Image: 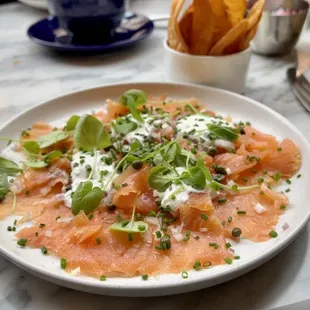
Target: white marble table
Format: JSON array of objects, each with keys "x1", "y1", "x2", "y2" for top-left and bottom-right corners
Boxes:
[{"x1": 1, "y1": 2, "x2": 310, "y2": 310}]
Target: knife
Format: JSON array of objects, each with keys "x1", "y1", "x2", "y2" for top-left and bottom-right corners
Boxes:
[{"x1": 287, "y1": 67, "x2": 310, "y2": 113}]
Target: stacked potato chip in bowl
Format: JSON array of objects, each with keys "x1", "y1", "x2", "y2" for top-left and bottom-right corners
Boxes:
[{"x1": 164, "y1": 0, "x2": 265, "y2": 93}]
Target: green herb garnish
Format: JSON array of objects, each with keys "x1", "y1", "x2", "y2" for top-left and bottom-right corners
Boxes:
[
  {"x1": 120, "y1": 89, "x2": 147, "y2": 123},
  {"x1": 71, "y1": 181, "x2": 103, "y2": 215},
  {"x1": 110, "y1": 195, "x2": 148, "y2": 234}
]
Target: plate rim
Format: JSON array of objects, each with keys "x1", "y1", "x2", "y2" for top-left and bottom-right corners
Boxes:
[
  {"x1": 27, "y1": 14, "x2": 154, "y2": 51},
  {"x1": 18, "y1": 0, "x2": 48, "y2": 10},
  {"x1": 1, "y1": 81, "x2": 310, "y2": 296}
]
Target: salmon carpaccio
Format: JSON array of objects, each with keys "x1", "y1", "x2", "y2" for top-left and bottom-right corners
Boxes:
[{"x1": 0, "y1": 92, "x2": 301, "y2": 279}]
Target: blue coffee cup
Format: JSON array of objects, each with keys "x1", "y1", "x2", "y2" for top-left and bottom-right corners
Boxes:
[{"x1": 47, "y1": 0, "x2": 125, "y2": 43}]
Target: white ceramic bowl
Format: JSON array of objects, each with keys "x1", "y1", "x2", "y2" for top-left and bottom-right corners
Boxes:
[{"x1": 163, "y1": 40, "x2": 251, "y2": 94}]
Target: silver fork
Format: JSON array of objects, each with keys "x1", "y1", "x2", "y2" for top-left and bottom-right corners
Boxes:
[{"x1": 287, "y1": 51, "x2": 310, "y2": 112}]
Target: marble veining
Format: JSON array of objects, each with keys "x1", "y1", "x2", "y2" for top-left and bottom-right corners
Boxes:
[{"x1": 1, "y1": 2, "x2": 310, "y2": 310}]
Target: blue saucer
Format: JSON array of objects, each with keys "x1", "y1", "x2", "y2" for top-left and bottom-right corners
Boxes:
[{"x1": 27, "y1": 12, "x2": 154, "y2": 52}]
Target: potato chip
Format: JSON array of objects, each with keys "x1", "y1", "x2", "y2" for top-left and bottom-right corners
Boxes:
[
  {"x1": 190, "y1": 0, "x2": 215, "y2": 55},
  {"x1": 209, "y1": 0, "x2": 231, "y2": 47},
  {"x1": 239, "y1": 18, "x2": 261, "y2": 50},
  {"x1": 209, "y1": 19, "x2": 249, "y2": 55},
  {"x1": 224, "y1": 0, "x2": 246, "y2": 26},
  {"x1": 168, "y1": 0, "x2": 189, "y2": 53},
  {"x1": 178, "y1": 5, "x2": 194, "y2": 46},
  {"x1": 239, "y1": 0, "x2": 264, "y2": 51},
  {"x1": 247, "y1": 0, "x2": 265, "y2": 29}
]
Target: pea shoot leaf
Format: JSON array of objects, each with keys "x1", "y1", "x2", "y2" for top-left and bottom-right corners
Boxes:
[
  {"x1": 0, "y1": 173, "x2": 9, "y2": 201},
  {"x1": 110, "y1": 193, "x2": 148, "y2": 233},
  {"x1": 74, "y1": 114, "x2": 111, "y2": 151},
  {"x1": 130, "y1": 140, "x2": 142, "y2": 152},
  {"x1": 24, "y1": 150, "x2": 63, "y2": 169},
  {"x1": 110, "y1": 220, "x2": 149, "y2": 233},
  {"x1": 120, "y1": 89, "x2": 147, "y2": 123},
  {"x1": 112, "y1": 118, "x2": 138, "y2": 135},
  {"x1": 207, "y1": 124, "x2": 238, "y2": 141},
  {"x1": 38, "y1": 131, "x2": 69, "y2": 149},
  {"x1": 71, "y1": 181, "x2": 103, "y2": 215},
  {"x1": 0, "y1": 157, "x2": 21, "y2": 176},
  {"x1": 196, "y1": 156, "x2": 213, "y2": 182},
  {"x1": 148, "y1": 166, "x2": 178, "y2": 192},
  {"x1": 120, "y1": 89, "x2": 147, "y2": 106},
  {"x1": 44, "y1": 150, "x2": 63, "y2": 163},
  {"x1": 174, "y1": 149, "x2": 196, "y2": 168},
  {"x1": 163, "y1": 142, "x2": 180, "y2": 164},
  {"x1": 66, "y1": 115, "x2": 80, "y2": 132},
  {"x1": 23, "y1": 141, "x2": 40, "y2": 156},
  {"x1": 181, "y1": 166, "x2": 206, "y2": 190}
]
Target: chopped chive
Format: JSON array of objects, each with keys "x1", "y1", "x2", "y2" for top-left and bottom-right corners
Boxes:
[
  {"x1": 203, "y1": 261, "x2": 212, "y2": 268},
  {"x1": 121, "y1": 220, "x2": 130, "y2": 227},
  {"x1": 142, "y1": 274, "x2": 148, "y2": 281},
  {"x1": 218, "y1": 198, "x2": 227, "y2": 204},
  {"x1": 224, "y1": 257, "x2": 232, "y2": 264},
  {"x1": 200, "y1": 213, "x2": 208, "y2": 221},
  {"x1": 183, "y1": 231, "x2": 191, "y2": 242},
  {"x1": 181, "y1": 271, "x2": 188, "y2": 279},
  {"x1": 12, "y1": 227, "x2": 16, "y2": 232},
  {"x1": 128, "y1": 232, "x2": 133, "y2": 241},
  {"x1": 138, "y1": 225, "x2": 146, "y2": 231},
  {"x1": 257, "y1": 177, "x2": 264, "y2": 184},
  {"x1": 100, "y1": 275, "x2": 106, "y2": 281},
  {"x1": 35, "y1": 232, "x2": 39, "y2": 236},
  {"x1": 148, "y1": 210, "x2": 156, "y2": 217},
  {"x1": 209, "y1": 242, "x2": 219, "y2": 249},
  {"x1": 159, "y1": 234, "x2": 171, "y2": 250},
  {"x1": 39, "y1": 223, "x2": 45, "y2": 228},
  {"x1": 286, "y1": 179, "x2": 291, "y2": 184},
  {"x1": 96, "y1": 237, "x2": 101, "y2": 245},
  {"x1": 193, "y1": 261, "x2": 201, "y2": 270},
  {"x1": 228, "y1": 216, "x2": 232, "y2": 223},
  {"x1": 259, "y1": 191, "x2": 264, "y2": 195},
  {"x1": 234, "y1": 256, "x2": 240, "y2": 260},
  {"x1": 237, "y1": 210, "x2": 246, "y2": 215},
  {"x1": 41, "y1": 246, "x2": 48, "y2": 255},
  {"x1": 285, "y1": 188, "x2": 290, "y2": 193},
  {"x1": 88, "y1": 214, "x2": 94, "y2": 220},
  {"x1": 225, "y1": 242, "x2": 232, "y2": 249},
  {"x1": 280, "y1": 205, "x2": 287, "y2": 210},
  {"x1": 13, "y1": 219, "x2": 17, "y2": 226},
  {"x1": 60, "y1": 258, "x2": 67, "y2": 269},
  {"x1": 277, "y1": 147, "x2": 282, "y2": 152},
  {"x1": 7, "y1": 226, "x2": 12, "y2": 231},
  {"x1": 194, "y1": 235, "x2": 200, "y2": 240},
  {"x1": 17, "y1": 238, "x2": 27, "y2": 246},
  {"x1": 269, "y1": 230, "x2": 278, "y2": 238},
  {"x1": 297, "y1": 174, "x2": 302, "y2": 179},
  {"x1": 56, "y1": 216, "x2": 61, "y2": 220},
  {"x1": 273, "y1": 172, "x2": 281, "y2": 183},
  {"x1": 155, "y1": 231, "x2": 162, "y2": 238}
]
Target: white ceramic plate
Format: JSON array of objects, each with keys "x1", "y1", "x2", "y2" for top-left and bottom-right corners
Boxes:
[
  {"x1": 18, "y1": 0, "x2": 48, "y2": 10},
  {"x1": 0, "y1": 82, "x2": 309, "y2": 297}
]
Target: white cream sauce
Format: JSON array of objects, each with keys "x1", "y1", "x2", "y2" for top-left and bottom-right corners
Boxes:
[{"x1": 64, "y1": 151, "x2": 115, "y2": 207}]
